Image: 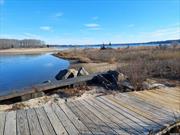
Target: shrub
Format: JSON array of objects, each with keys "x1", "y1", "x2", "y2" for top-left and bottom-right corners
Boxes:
[
  {"x1": 149, "y1": 59, "x2": 180, "y2": 80},
  {"x1": 119, "y1": 58, "x2": 148, "y2": 90}
]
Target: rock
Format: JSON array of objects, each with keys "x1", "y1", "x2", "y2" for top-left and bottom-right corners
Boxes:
[
  {"x1": 120, "y1": 81, "x2": 134, "y2": 90},
  {"x1": 43, "y1": 80, "x2": 51, "y2": 83},
  {"x1": 118, "y1": 73, "x2": 128, "y2": 81},
  {"x1": 142, "y1": 79, "x2": 166, "y2": 90},
  {"x1": 51, "y1": 94, "x2": 59, "y2": 98},
  {"x1": 77, "y1": 67, "x2": 89, "y2": 76},
  {"x1": 55, "y1": 69, "x2": 78, "y2": 80},
  {"x1": 64, "y1": 69, "x2": 78, "y2": 79},
  {"x1": 55, "y1": 69, "x2": 68, "y2": 80}
]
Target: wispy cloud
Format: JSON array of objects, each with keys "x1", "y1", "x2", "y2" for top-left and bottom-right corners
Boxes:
[
  {"x1": 85, "y1": 23, "x2": 100, "y2": 28},
  {"x1": 84, "y1": 23, "x2": 101, "y2": 30},
  {"x1": 54, "y1": 12, "x2": 63, "y2": 17},
  {"x1": 40, "y1": 26, "x2": 52, "y2": 31},
  {"x1": 0, "y1": 33, "x2": 42, "y2": 40},
  {"x1": 23, "y1": 33, "x2": 41, "y2": 39},
  {"x1": 139, "y1": 26, "x2": 180, "y2": 40},
  {"x1": 0, "y1": 0, "x2": 4, "y2": 5}
]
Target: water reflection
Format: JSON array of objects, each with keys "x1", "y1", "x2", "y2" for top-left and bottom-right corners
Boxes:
[{"x1": 0, "y1": 54, "x2": 69, "y2": 95}]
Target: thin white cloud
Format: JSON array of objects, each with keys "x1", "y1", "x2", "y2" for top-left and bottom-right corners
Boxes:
[
  {"x1": 84, "y1": 23, "x2": 101, "y2": 30},
  {"x1": 85, "y1": 23, "x2": 100, "y2": 28},
  {"x1": 0, "y1": 0, "x2": 4, "y2": 5},
  {"x1": 23, "y1": 33, "x2": 41, "y2": 39},
  {"x1": 54, "y1": 12, "x2": 63, "y2": 17},
  {"x1": 0, "y1": 33, "x2": 42, "y2": 40},
  {"x1": 40, "y1": 26, "x2": 52, "y2": 31},
  {"x1": 139, "y1": 26, "x2": 180, "y2": 41},
  {"x1": 113, "y1": 25, "x2": 180, "y2": 43}
]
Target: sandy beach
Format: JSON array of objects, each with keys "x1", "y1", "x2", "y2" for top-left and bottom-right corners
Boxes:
[{"x1": 0, "y1": 48, "x2": 59, "y2": 55}]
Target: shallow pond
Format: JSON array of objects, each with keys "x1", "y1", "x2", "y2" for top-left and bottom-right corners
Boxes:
[{"x1": 0, "y1": 53, "x2": 69, "y2": 95}]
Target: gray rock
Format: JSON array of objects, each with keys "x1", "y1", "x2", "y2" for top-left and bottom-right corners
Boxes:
[
  {"x1": 142, "y1": 80, "x2": 166, "y2": 90},
  {"x1": 121, "y1": 81, "x2": 134, "y2": 90},
  {"x1": 43, "y1": 80, "x2": 51, "y2": 83},
  {"x1": 77, "y1": 67, "x2": 89, "y2": 76},
  {"x1": 51, "y1": 94, "x2": 59, "y2": 98},
  {"x1": 55, "y1": 69, "x2": 68, "y2": 80},
  {"x1": 64, "y1": 69, "x2": 78, "y2": 79},
  {"x1": 55, "y1": 69, "x2": 78, "y2": 80},
  {"x1": 118, "y1": 73, "x2": 128, "y2": 81}
]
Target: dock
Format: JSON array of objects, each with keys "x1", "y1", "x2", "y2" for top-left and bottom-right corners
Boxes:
[{"x1": 0, "y1": 88, "x2": 179, "y2": 135}]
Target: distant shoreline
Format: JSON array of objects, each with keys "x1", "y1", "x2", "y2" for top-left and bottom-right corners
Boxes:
[{"x1": 0, "y1": 48, "x2": 60, "y2": 55}]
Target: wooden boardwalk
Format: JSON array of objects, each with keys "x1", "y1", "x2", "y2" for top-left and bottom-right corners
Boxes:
[{"x1": 0, "y1": 88, "x2": 179, "y2": 135}]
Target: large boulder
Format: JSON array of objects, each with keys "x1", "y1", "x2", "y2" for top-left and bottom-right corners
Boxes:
[
  {"x1": 77, "y1": 67, "x2": 89, "y2": 76},
  {"x1": 55, "y1": 69, "x2": 68, "y2": 80},
  {"x1": 55, "y1": 69, "x2": 78, "y2": 80},
  {"x1": 64, "y1": 69, "x2": 78, "y2": 79}
]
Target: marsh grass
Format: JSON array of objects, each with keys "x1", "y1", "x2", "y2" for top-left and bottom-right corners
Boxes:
[{"x1": 56, "y1": 46, "x2": 180, "y2": 90}]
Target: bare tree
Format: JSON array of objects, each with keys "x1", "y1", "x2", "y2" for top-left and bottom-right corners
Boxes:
[{"x1": 0, "y1": 39, "x2": 45, "y2": 49}]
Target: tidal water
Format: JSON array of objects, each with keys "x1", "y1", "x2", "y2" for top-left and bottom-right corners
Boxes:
[
  {"x1": 0, "y1": 54, "x2": 69, "y2": 95},
  {"x1": 54, "y1": 43, "x2": 159, "y2": 50}
]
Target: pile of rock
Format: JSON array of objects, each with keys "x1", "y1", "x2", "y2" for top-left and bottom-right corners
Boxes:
[
  {"x1": 91, "y1": 71, "x2": 134, "y2": 91},
  {"x1": 92, "y1": 71, "x2": 167, "y2": 92},
  {"x1": 55, "y1": 67, "x2": 89, "y2": 80}
]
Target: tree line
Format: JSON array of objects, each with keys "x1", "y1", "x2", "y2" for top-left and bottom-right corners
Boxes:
[{"x1": 0, "y1": 39, "x2": 46, "y2": 49}]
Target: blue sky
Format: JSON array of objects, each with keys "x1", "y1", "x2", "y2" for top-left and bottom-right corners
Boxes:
[{"x1": 0, "y1": 0, "x2": 180, "y2": 44}]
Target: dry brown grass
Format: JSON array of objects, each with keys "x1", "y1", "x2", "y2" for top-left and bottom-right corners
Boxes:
[
  {"x1": 56, "y1": 46, "x2": 180, "y2": 90},
  {"x1": 56, "y1": 46, "x2": 180, "y2": 63}
]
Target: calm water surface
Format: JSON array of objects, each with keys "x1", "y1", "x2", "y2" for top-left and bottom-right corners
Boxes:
[{"x1": 0, "y1": 54, "x2": 69, "y2": 95}]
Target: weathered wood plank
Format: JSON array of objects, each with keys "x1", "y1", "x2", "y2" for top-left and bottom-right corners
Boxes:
[
  {"x1": 44, "y1": 104, "x2": 68, "y2": 135},
  {"x1": 1, "y1": 88, "x2": 179, "y2": 135},
  {"x1": 142, "y1": 91, "x2": 180, "y2": 105},
  {"x1": 161, "y1": 88, "x2": 180, "y2": 96},
  {"x1": 93, "y1": 97, "x2": 144, "y2": 134},
  {"x1": 125, "y1": 92, "x2": 179, "y2": 117},
  {"x1": 51, "y1": 103, "x2": 79, "y2": 135},
  {"x1": 147, "y1": 90, "x2": 180, "y2": 103},
  {"x1": 97, "y1": 96, "x2": 150, "y2": 134},
  {"x1": 89, "y1": 98, "x2": 140, "y2": 135},
  {"x1": 83, "y1": 99, "x2": 131, "y2": 134},
  {"x1": 66, "y1": 101, "x2": 105, "y2": 135},
  {"x1": 35, "y1": 107, "x2": 56, "y2": 135},
  {"x1": 128, "y1": 92, "x2": 179, "y2": 116},
  {"x1": 117, "y1": 93, "x2": 175, "y2": 120},
  {"x1": 4, "y1": 111, "x2": 16, "y2": 135},
  {"x1": 0, "y1": 112, "x2": 6, "y2": 135},
  {"x1": 131, "y1": 92, "x2": 180, "y2": 112},
  {"x1": 17, "y1": 109, "x2": 30, "y2": 135},
  {"x1": 150, "y1": 89, "x2": 180, "y2": 100},
  {"x1": 26, "y1": 109, "x2": 43, "y2": 135},
  {"x1": 108, "y1": 94, "x2": 174, "y2": 127},
  {"x1": 58, "y1": 103, "x2": 92, "y2": 134},
  {"x1": 74, "y1": 100, "x2": 118, "y2": 135}
]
